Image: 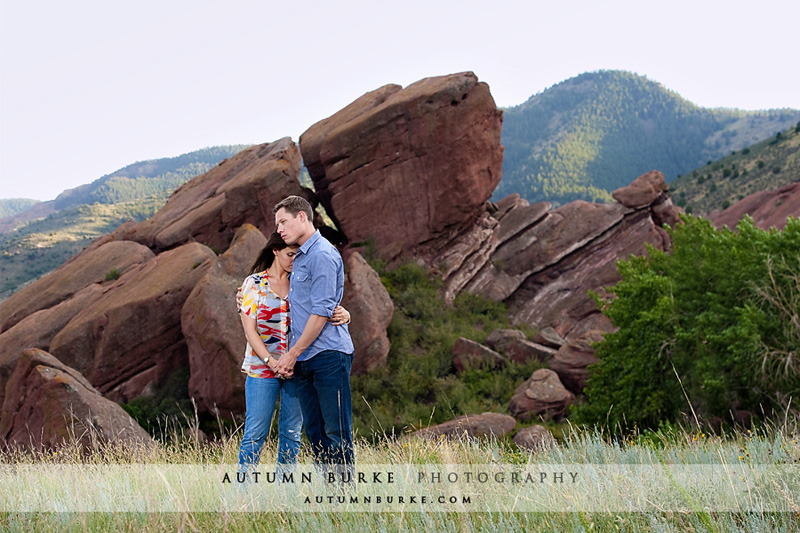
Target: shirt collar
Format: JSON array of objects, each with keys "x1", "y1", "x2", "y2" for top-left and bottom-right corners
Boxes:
[{"x1": 298, "y1": 229, "x2": 321, "y2": 255}]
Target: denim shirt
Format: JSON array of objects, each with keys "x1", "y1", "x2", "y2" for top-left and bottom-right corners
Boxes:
[{"x1": 288, "y1": 230, "x2": 354, "y2": 361}]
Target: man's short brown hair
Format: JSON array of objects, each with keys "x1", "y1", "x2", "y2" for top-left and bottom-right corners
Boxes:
[{"x1": 273, "y1": 195, "x2": 313, "y2": 220}]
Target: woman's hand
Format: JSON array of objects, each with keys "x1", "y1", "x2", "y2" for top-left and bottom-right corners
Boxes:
[
  {"x1": 329, "y1": 305, "x2": 351, "y2": 326},
  {"x1": 235, "y1": 286, "x2": 244, "y2": 311}
]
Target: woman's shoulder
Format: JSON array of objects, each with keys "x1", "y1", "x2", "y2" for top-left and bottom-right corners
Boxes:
[{"x1": 243, "y1": 270, "x2": 269, "y2": 288}]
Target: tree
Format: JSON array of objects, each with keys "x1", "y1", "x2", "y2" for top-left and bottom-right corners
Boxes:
[{"x1": 573, "y1": 215, "x2": 800, "y2": 429}]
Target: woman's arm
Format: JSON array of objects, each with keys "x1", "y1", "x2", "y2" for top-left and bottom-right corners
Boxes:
[{"x1": 240, "y1": 312, "x2": 277, "y2": 369}]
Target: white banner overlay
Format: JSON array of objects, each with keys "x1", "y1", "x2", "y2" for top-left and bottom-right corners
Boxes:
[{"x1": 1, "y1": 463, "x2": 797, "y2": 512}]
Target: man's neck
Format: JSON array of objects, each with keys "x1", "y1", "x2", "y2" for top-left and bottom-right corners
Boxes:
[{"x1": 296, "y1": 228, "x2": 316, "y2": 247}]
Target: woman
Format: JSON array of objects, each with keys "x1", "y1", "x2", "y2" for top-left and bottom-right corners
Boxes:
[{"x1": 237, "y1": 231, "x2": 349, "y2": 470}]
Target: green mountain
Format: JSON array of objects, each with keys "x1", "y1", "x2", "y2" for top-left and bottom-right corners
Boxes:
[
  {"x1": 50, "y1": 145, "x2": 250, "y2": 210},
  {"x1": 0, "y1": 145, "x2": 248, "y2": 300},
  {"x1": 498, "y1": 70, "x2": 800, "y2": 205},
  {"x1": 0, "y1": 199, "x2": 40, "y2": 218},
  {"x1": 670, "y1": 123, "x2": 800, "y2": 216}
]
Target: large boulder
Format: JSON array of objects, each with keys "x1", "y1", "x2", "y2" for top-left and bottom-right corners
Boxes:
[
  {"x1": 0, "y1": 240, "x2": 153, "y2": 333},
  {"x1": 513, "y1": 425, "x2": 556, "y2": 452},
  {"x1": 342, "y1": 252, "x2": 394, "y2": 375},
  {"x1": 300, "y1": 72, "x2": 503, "y2": 259},
  {"x1": 110, "y1": 139, "x2": 308, "y2": 253},
  {"x1": 411, "y1": 412, "x2": 516, "y2": 441},
  {"x1": 1, "y1": 349, "x2": 152, "y2": 451},
  {"x1": 548, "y1": 330, "x2": 606, "y2": 394},
  {"x1": 508, "y1": 369, "x2": 575, "y2": 421},
  {"x1": 713, "y1": 182, "x2": 800, "y2": 231},
  {"x1": 49, "y1": 242, "x2": 216, "y2": 401},
  {"x1": 182, "y1": 224, "x2": 268, "y2": 415}
]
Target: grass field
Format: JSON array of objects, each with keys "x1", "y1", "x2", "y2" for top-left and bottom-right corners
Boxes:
[{"x1": 1, "y1": 413, "x2": 798, "y2": 531}]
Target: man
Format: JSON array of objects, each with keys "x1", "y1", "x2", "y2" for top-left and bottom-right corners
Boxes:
[{"x1": 272, "y1": 195, "x2": 355, "y2": 465}]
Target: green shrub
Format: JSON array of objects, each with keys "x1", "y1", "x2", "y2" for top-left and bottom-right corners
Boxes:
[
  {"x1": 351, "y1": 261, "x2": 535, "y2": 441},
  {"x1": 573, "y1": 215, "x2": 800, "y2": 430},
  {"x1": 104, "y1": 267, "x2": 120, "y2": 281}
]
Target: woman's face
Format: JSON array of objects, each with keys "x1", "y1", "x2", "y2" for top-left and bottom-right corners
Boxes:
[{"x1": 274, "y1": 246, "x2": 299, "y2": 272}]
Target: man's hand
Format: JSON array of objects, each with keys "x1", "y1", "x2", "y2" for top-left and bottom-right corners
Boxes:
[{"x1": 273, "y1": 349, "x2": 298, "y2": 379}]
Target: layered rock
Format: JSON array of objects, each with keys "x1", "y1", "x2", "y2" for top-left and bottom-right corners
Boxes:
[
  {"x1": 0, "y1": 240, "x2": 153, "y2": 333},
  {"x1": 508, "y1": 369, "x2": 575, "y2": 421},
  {"x1": 0, "y1": 284, "x2": 104, "y2": 408},
  {"x1": 341, "y1": 252, "x2": 394, "y2": 375},
  {"x1": 300, "y1": 72, "x2": 503, "y2": 260},
  {"x1": 182, "y1": 224, "x2": 267, "y2": 415},
  {"x1": 109, "y1": 138, "x2": 308, "y2": 253},
  {"x1": 712, "y1": 181, "x2": 800, "y2": 231},
  {"x1": 49, "y1": 242, "x2": 216, "y2": 401},
  {"x1": 412, "y1": 412, "x2": 516, "y2": 440},
  {"x1": 445, "y1": 170, "x2": 680, "y2": 339},
  {"x1": 1, "y1": 349, "x2": 152, "y2": 450}
]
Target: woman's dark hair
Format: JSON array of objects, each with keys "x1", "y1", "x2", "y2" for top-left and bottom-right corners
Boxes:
[{"x1": 249, "y1": 232, "x2": 291, "y2": 274}]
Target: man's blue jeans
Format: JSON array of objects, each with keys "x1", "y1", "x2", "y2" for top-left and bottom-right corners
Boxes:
[
  {"x1": 238, "y1": 375, "x2": 302, "y2": 468},
  {"x1": 294, "y1": 350, "x2": 354, "y2": 465}
]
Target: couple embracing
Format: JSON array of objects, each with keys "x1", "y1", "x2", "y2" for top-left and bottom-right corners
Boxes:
[{"x1": 237, "y1": 195, "x2": 354, "y2": 471}]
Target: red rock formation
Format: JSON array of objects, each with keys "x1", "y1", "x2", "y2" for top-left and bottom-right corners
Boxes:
[
  {"x1": 548, "y1": 330, "x2": 606, "y2": 394},
  {"x1": 411, "y1": 412, "x2": 516, "y2": 440},
  {"x1": 508, "y1": 369, "x2": 575, "y2": 421},
  {"x1": 300, "y1": 72, "x2": 503, "y2": 260},
  {"x1": 341, "y1": 252, "x2": 394, "y2": 375},
  {"x1": 447, "y1": 171, "x2": 680, "y2": 340},
  {"x1": 1, "y1": 349, "x2": 151, "y2": 450},
  {"x1": 110, "y1": 138, "x2": 308, "y2": 253},
  {"x1": 0, "y1": 284, "x2": 104, "y2": 408},
  {"x1": 182, "y1": 224, "x2": 267, "y2": 415},
  {"x1": 49, "y1": 242, "x2": 216, "y2": 401},
  {"x1": 712, "y1": 182, "x2": 800, "y2": 231},
  {"x1": 451, "y1": 337, "x2": 506, "y2": 372},
  {"x1": 0, "y1": 240, "x2": 154, "y2": 333}
]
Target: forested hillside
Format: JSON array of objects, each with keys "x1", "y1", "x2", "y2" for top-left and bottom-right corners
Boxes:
[
  {"x1": 499, "y1": 70, "x2": 800, "y2": 205},
  {"x1": 50, "y1": 145, "x2": 250, "y2": 209},
  {"x1": 0, "y1": 146, "x2": 248, "y2": 300},
  {"x1": 670, "y1": 123, "x2": 800, "y2": 216},
  {"x1": 0, "y1": 199, "x2": 40, "y2": 218}
]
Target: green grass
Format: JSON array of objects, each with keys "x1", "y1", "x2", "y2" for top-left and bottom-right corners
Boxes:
[{"x1": 1, "y1": 416, "x2": 798, "y2": 531}]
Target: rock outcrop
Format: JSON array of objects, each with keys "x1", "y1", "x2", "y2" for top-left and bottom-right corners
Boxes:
[
  {"x1": 49, "y1": 242, "x2": 216, "y2": 401},
  {"x1": 182, "y1": 225, "x2": 267, "y2": 415},
  {"x1": 513, "y1": 425, "x2": 556, "y2": 452},
  {"x1": 341, "y1": 252, "x2": 394, "y2": 375},
  {"x1": 712, "y1": 181, "x2": 800, "y2": 231},
  {"x1": 108, "y1": 138, "x2": 308, "y2": 253},
  {"x1": 411, "y1": 412, "x2": 516, "y2": 440},
  {"x1": 300, "y1": 72, "x2": 503, "y2": 260},
  {"x1": 446, "y1": 170, "x2": 680, "y2": 339},
  {"x1": 0, "y1": 240, "x2": 153, "y2": 333},
  {"x1": 451, "y1": 337, "x2": 506, "y2": 372},
  {"x1": 548, "y1": 330, "x2": 606, "y2": 394},
  {"x1": 1, "y1": 349, "x2": 152, "y2": 450},
  {"x1": 508, "y1": 369, "x2": 575, "y2": 421}
]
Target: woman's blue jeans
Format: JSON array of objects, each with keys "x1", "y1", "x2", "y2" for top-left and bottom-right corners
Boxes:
[{"x1": 237, "y1": 375, "x2": 302, "y2": 468}]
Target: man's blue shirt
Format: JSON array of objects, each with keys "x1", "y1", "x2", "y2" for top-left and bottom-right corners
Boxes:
[{"x1": 288, "y1": 230, "x2": 354, "y2": 361}]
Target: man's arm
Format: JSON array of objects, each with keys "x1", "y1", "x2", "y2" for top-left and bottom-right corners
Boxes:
[{"x1": 273, "y1": 314, "x2": 327, "y2": 377}]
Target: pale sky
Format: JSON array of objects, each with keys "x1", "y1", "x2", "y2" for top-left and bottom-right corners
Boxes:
[{"x1": 1, "y1": 0, "x2": 799, "y2": 201}]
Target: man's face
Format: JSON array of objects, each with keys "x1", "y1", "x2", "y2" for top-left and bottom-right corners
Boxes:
[{"x1": 275, "y1": 207, "x2": 304, "y2": 245}]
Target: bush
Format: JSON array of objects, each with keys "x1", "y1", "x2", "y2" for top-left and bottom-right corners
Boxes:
[{"x1": 573, "y1": 215, "x2": 800, "y2": 430}]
